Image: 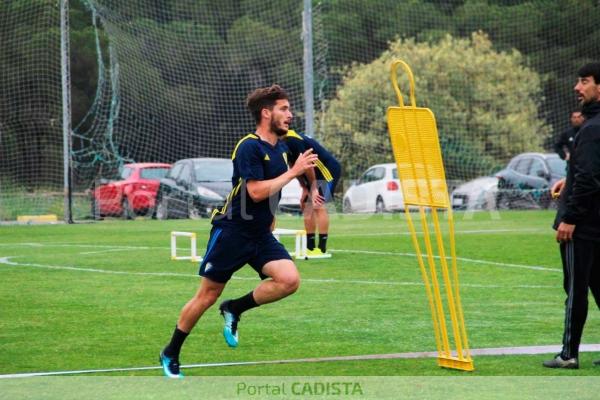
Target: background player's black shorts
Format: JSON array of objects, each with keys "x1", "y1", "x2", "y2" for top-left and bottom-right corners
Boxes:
[
  {"x1": 301, "y1": 177, "x2": 340, "y2": 203},
  {"x1": 198, "y1": 226, "x2": 292, "y2": 283},
  {"x1": 318, "y1": 177, "x2": 339, "y2": 203}
]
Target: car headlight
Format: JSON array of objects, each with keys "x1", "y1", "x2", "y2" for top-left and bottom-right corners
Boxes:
[{"x1": 196, "y1": 186, "x2": 223, "y2": 201}]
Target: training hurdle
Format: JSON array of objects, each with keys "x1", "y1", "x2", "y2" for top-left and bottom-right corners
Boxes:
[
  {"x1": 272, "y1": 228, "x2": 308, "y2": 260},
  {"x1": 170, "y1": 231, "x2": 202, "y2": 262}
]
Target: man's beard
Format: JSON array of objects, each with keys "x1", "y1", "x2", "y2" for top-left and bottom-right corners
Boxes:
[{"x1": 271, "y1": 120, "x2": 288, "y2": 137}]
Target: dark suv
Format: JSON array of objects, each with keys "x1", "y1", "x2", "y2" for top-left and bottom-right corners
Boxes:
[
  {"x1": 495, "y1": 153, "x2": 566, "y2": 209},
  {"x1": 156, "y1": 158, "x2": 232, "y2": 219}
]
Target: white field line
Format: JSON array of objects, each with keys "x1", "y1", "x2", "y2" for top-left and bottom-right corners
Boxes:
[
  {"x1": 0, "y1": 226, "x2": 547, "y2": 249},
  {"x1": 1, "y1": 344, "x2": 600, "y2": 379},
  {"x1": 0, "y1": 242, "x2": 561, "y2": 273},
  {"x1": 0, "y1": 257, "x2": 197, "y2": 279},
  {"x1": 0, "y1": 257, "x2": 558, "y2": 289},
  {"x1": 79, "y1": 248, "x2": 139, "y2": 255},
  {"x1": 329, "y1": 249, "x2": 560, "y2": 273},
  {"x1": 334, "y1": 228, "x2": 547, "y2": 237},
  {"x1": 0, "y1": 243, "x2": 154, "y2": 249}
]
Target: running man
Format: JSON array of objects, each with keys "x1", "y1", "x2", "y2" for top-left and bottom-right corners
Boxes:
[
  {"x1": 283, "y1": 130, "x2": 341, "y2": 256},
  {"x1": 159, "y1": 85, "x2": 318, "y2": 378}
]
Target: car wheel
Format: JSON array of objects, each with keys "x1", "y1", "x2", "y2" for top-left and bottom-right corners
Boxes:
[
  {"x1": 375, "y1": 197, "x2": 385, "y2": 213},
  {"x1": 121, "y1": 199, "x2": 134, "y2": 219},
  {"x1": 188, "y1": 199, "x2": 202, "y2": 220},
  {"x1": 511, "y1": 192, "x2": 539, "y2": 210},
  {"x1": 343, "y1": 198, "x2": 352, "y2": 213},
  {"x1": 156, "y1": 197, "x2": 168, "y2": 220},
  {"x1": 539, "y1": 191, "x2": 553, "y2": 209},
  {"x1": 496, "y1": 192, "x2": 511, "y2": 210}
]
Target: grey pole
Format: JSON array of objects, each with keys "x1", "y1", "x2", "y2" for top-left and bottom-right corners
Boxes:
[
  {"x1": 302, "y1": 0, "x2": 315, "y2": 138},
  {"x1": 61, "y1": 0, "x2": 73, "y2": 223}
]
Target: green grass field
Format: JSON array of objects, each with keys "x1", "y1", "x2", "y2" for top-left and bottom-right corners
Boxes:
[{"x1": 1, "y1": 211, "x2": 599, "y2": 382}]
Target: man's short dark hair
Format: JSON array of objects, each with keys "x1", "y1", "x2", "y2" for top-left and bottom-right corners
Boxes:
[
  {"x1": 246, "y1": 85, "x2": 289, "y2": 124},
  {"x1": 578, "y1": 62, "x2": 600, "y2": 84}
]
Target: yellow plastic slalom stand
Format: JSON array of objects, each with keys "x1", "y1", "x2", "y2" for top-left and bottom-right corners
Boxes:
[{"x1": 386, "y1": 60, "x2": 474, "y2": 372}]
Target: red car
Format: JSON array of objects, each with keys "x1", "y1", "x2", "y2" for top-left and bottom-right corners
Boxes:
[{"x1": 93, "y1": 163, "x2": 172, "y2": 218}]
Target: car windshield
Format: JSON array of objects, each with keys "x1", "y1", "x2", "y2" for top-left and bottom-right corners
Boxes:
[
  {"x1": 140, "y1": 168, "x2": 170, "y2": 179},
  {"x1": 547, "y1": 157, "x2": 567, "y2": 176},
  {"x1": 194, "y1": 160, "x2": 233, "y2": 182},
  {"x1": 119, "y1": 167, "x2": 133, "y2": 179}
]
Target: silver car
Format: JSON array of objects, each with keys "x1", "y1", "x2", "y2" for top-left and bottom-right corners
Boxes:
[{"x1": 451, "y1": 176, "x2": 498, "y2": 211}]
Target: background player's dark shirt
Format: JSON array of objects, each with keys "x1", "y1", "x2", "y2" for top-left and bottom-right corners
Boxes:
[
  {"x1": 212, "y1": 134, "x2": 290, "y2": 234},
  {"x1": 283, "y1": 130, "x2": 341, "y2": 183}
]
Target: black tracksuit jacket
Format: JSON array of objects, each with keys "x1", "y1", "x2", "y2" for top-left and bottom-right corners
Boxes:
[
  {"x1": 554, "y1": 101, "x2": 600, "y2": 242},
  {"x1": 553, "y1": 127, "x2": 578, "y2": 160}
]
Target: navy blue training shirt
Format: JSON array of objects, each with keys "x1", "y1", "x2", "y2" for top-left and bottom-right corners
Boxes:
[
  {"x1": 212, "y1": 133, "x2": 289, "y2": 233},
  {"x1": 283, "y1": 130, "x2": 341, "y2": 183}
]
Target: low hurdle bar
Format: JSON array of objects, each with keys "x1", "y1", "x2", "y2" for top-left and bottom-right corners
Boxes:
[
  {"x1": 272, "y1": 228, "x2": 307, "y2": 260},
  {"x1": 170, "y1": 231, "x2": 202, "y2": 262}
]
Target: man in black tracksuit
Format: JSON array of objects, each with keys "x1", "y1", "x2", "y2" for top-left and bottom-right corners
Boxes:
[
  {"x1": 554, "y1": 110, "x2": 584, "y2": 161},
  {"x1": 544, "y1": 63, "x2": 600, "y2": 369}
]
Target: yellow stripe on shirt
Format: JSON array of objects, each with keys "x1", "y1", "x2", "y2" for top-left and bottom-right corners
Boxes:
[
  {"x1": 315, "y1": 159, "x2": 333, "y2": 182},
  {"x1": 211, "y1": 178, "x2": 242, "y2": 221},
  {"x1": 232, "y1": 133, "x2": 258, "y2": 160},
  {"x1": 285, "y1": 130, "x2": 303, "y2": 140}
]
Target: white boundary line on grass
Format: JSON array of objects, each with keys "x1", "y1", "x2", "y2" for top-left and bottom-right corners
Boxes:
[
  {"x1": 329, "y1": 249, "x2": 560, "y2": 273},
  {"x1": 79, "y1": 248, "x2": 141, "y2": 255},
  {"x1": 1, "y1": 344, "x2": 600, "y2": 379},
  {"x1": 0, "y1": 242, "x2": 561, "y2": 273},
  {"x1": 334, "y1": 228, "x2": 547, "y2": 237},
  {"x1": 0, "y1": 257, "x2": 559, "y2": 289}
]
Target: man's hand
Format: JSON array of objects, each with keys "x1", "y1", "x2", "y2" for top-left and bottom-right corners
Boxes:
[
  {"x1": 310, "y1": 186, "x2": 325, "y2": 207},
  {"x1": 556, "y1": 222, "x2": 575, "y2": 242},
  {"x1": 290, "y1": 149, "x2": 318, "y2": 178},
  {"x1": 300, "y1": 184, "x2": 324, "y2": 210},
  {"x1": 551, "y1": 178, "x2": 566, "y2": 199}
]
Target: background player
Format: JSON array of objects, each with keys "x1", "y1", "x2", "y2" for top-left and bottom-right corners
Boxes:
[{"x1": 283, "y1": 130, "x2": 341, "y2": 256}]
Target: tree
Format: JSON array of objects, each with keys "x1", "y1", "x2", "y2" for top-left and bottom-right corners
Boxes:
[{"x1": 319, "y1": 32, "x2": 550, "y2": 180}]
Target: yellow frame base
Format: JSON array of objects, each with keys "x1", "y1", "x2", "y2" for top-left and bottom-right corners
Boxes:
[{"x1": 438, "y1": 356, "x2": 475, "y2": 372}]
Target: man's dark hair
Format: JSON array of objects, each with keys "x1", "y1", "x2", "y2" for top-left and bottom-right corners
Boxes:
[
  {"x1": 578, "y1": 62, "x2": 600, "y2": 84},
  {"x1": 246, "y1": 85, "x2": 289, "y2": 124}
]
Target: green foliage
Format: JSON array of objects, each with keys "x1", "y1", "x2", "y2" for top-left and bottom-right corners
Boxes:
[
  {"x1": 3, "y1": 0, "x2": 600, "y2": 220},
  {"x1": 82, "y1": 0, "x2": 306, "y2": 165},
  {"x1": 320, "y1": 32, "x2": 550, "y2": 180}
]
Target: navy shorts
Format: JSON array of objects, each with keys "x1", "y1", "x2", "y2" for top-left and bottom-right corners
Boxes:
[
  {"x1": 198, "y1": 226, "x2": 292, "y2": 283},
  {"x1": 318, "y1": 177, "x2": 339, "y2": 203},
  {"x1": 302, "y1": 177, "x2": 340, "y2": 204}
]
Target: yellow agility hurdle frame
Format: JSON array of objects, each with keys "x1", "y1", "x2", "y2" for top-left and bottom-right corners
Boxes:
[{"x1": 386, "y1": 60, "x2": 474, "y2": 371}]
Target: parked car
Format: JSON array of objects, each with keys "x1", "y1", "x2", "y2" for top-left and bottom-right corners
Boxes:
[
  {"x1": 342, "y1": 163, "x2": 404, "y2": 213},
  {"x1": 93, "y1": 162, "x2": 171, "y2": 218},
  {"x1": 279, "y1": 178, "x2": 303, "y2": 214},
  {"x1": 451, "y1": 176, "x2": 498, "y2": 211},
  {"x1": 156, "y1": 158, "x2": 233, "y2": 219},
  {"x1": 495, "y1": 152, "x2": 566, "y2": 209}
]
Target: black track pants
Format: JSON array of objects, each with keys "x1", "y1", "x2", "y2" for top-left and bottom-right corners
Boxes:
[{"x1": 559, "y1": 238, "x2": 600, "y2": 359}]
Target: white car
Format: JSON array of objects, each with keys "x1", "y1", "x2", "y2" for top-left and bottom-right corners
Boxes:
[
  {"x1": 451, "y1": 176, "x2": 498, "y2": 210},
  {"x1": 343, "y1": 163, "x2": 404, "y2": 213}
]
